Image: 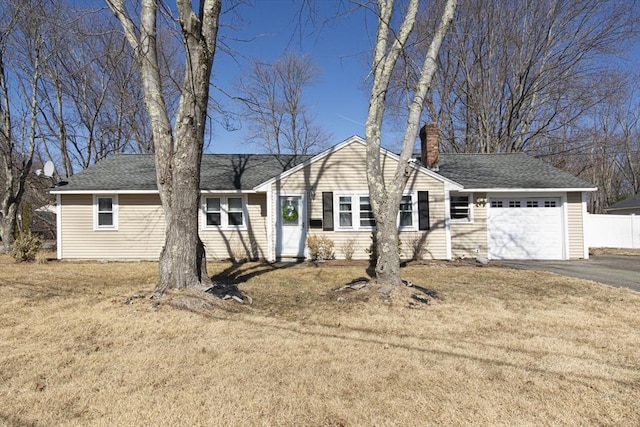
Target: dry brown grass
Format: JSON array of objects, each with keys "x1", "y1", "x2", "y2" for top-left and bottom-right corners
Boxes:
[
  {"x1": 590, "y1": 247, "x2": 640, "y2": 256},
  {"x1": 1, "y1": 255, "x2": 639, "y2": 426}
]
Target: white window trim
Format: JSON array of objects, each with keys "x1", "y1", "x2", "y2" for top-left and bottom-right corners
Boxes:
[
  {"x1": 201, "y1": 195, "x2": 248, "y2": 230},
  {"x1": 398, "y1": 193, "x2": 418, "y2": 231},
  {"x1": 334, "y1": 191, "x2": 418, "y2": 232},
  {"x1": 93, "y1": 194, "x2": 118, "y2": 231},
  {"x1": 450, "y1": 192, "x2": 474, "y2": 223}
]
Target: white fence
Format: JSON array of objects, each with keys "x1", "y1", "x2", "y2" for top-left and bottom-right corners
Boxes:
[{"x1": 586, "y1": 214, "x2": 640, "y2": 249}]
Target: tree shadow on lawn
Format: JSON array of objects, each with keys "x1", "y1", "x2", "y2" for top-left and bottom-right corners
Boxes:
[
  {"x1": 211, "y1": 260, "x2": 439, "y2": 307},
  {"x1": 211, "y1": 260, "x2": 297, "y2": 284}
]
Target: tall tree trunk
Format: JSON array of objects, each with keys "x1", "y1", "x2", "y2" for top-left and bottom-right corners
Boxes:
[
  {"x1": 107, "y1": 0, "x2": 220, "y2": 292},
  {"x1": 365, "y1": 0, "x2": 456, "y2": 287},
  {"x1": 0, "y1": 5, "x2": 40, "y2": 252}
]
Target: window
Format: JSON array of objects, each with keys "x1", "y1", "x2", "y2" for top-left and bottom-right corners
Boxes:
[
  {"x1": 359, "y1": 196, "x2": 375, "y2": 227},
  {"x1": 399, "y1": 195, "x2": 413, "y2": 227},
  {"x1": 526, "y1": 200, "x2": 539, "y2": 208},
  {"x1": 227, "y1": 197, "x2": 244, "y2": 226},
  {"x1": 205, "y1": 198, "x2": 222, "y2": 226},
  {"x1": 509, "y1": 200, "x2": 521, "y2": 208},
  {"x1": 203, "y1": 196, "x2": 246, "y2": 229},
  {"x1": 491, "y1": 200, "x2": 503, "y2": 208},
  {"x1": 450, "y1": 195, "x2": 471, "y2": 221},
  {"x1": 335, "y1": 192, "x2": 418, "y2": 231},
  {"x1": 544, "y1": 200, "x2": 557, "y2": 208},
  {"x1": 339, "y1": 196, "x2": 352, "y2": 227},
  {"x1": 94, "y1": 195, "x2": 118, "y2": 230}
]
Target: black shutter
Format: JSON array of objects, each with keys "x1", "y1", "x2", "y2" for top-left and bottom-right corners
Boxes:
[
  {"x1": 418, "y1": 191, "x2": 430, "y2": 230},
  {"x1": 322, "y1": 192, "x2": 334, "y2": 231}
]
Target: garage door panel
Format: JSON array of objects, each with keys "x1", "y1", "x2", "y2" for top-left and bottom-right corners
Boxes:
[{"x1": 488, "y1": 198, "x2": 563, "y2": 260}]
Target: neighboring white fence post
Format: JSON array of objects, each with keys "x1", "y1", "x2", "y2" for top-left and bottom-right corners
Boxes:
[{"x1": 586, "y1": 213, "x2": 640, "y2": 249}]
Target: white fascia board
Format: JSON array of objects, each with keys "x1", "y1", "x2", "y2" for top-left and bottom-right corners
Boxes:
[
  {"x1": 51, "y1": 189, "x2": 261, "y2": 195},
  {"x1": 458, "y1": 187, "x2": 598, "y2": 193},
  {"x1": 200, "y1": 189, "x2": 258, "y2": 194},
  {"x1": 50, "y1": 189, "x2": 160, "y2": 195}
]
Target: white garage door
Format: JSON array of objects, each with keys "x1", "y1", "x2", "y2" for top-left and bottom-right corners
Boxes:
[{"x1": 488, "y1": 197, "x2": 564, "y2": 260}]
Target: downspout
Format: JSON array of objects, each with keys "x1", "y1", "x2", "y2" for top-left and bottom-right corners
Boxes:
[
  {"x1": 582, "y1": 192, "x2": 589, "y2": 259},
  {"x1": 444, "y1": 185, "x2": 453, "y2": 260},
  {"x1": 266, "y1": 188, "x2": 273, "y2": 261},
  {"x1": 56, "y1": 194, "x2": 62, "y2": 260}
]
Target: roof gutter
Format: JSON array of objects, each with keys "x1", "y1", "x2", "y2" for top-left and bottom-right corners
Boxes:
[
  {"x1": 50, "y1": 189, "x2": 262, "y2": 195},
  {"x1": 455, "y1": 187, "x2": 598, "y2": 193}
]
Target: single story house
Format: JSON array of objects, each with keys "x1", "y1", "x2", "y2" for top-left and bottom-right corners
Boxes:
[
  {"x1": 51, "y1": 130, "x2": 596, "y2": 261},
  {"x1": 604, "y1": 193, "x2": 640, "y2": 215}
]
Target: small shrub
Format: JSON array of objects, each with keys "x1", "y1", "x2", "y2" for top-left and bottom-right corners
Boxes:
[
  {"x1": 10, "y1": 232, "x2": 42, "y2": 263},
  {"x1": 341, "y1": 238, "x2": 356, "y2": 261},
  {"x1": 405, "y1": 235, "x2": 428, "y2": 260},
  {"x1": 306, "y1": 235, "x2": 335, "y2": 261}
]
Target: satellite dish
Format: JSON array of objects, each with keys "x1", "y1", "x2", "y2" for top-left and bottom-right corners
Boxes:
[{"x1": 43, "y1": 161, "x2": 55, "y2": 178}]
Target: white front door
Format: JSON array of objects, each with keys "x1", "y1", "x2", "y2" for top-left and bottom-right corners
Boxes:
[{"x1": 276, "y1": 193, "x2": 306, "y2": 258}]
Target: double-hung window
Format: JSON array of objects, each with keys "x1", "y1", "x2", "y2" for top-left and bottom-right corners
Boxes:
[
  {"x1": 339, "y1": 196, "x2": 353, "y2": 227},
  {"x1": 450, "y1": 194, "x2": 472, "y2": 222},
  {"x1": 205, "y1": 198, "x2": 222, "y2": 226},
  {"x1": 203, "y1": 196, "x2": 246, "y2": 229},
  {"x1": 227, "y1": 197, "x2": 244, "y2": 226},
  {"x1": 94, "y1": 195, "x2": 118, "y2": 230},
  {"x1": 335, "y1": 192, "x2": 417, "y2": 231},
  {"x1": 399, "y1": 195, "x2": 413, "y2": 227},
  {"x1": 359, "y1": 196, "x2": 376, "y2": 227},
  {"x1": 338, "y1": 195, "x2": 374, "y2": 230}
]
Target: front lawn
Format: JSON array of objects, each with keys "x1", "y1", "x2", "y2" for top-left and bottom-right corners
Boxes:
[{"x1": 1, "y1": 255, "x2": 639, "y2": 426}]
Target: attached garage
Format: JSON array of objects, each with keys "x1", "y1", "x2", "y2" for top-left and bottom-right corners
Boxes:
[{"x1": 487, "y1": 197, "x2": 564, "y2": 260}]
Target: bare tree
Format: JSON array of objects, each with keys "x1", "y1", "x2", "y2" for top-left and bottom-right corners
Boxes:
[
  {"x1": 0, "y1": 0, "x2": 46, "y2": 249},
  {"x1": 365, "y1": 0, "x2": 456, "y2": 287},
  {"x1": 238, "y1": 52, "x2": 330, "y2": 155},
  {"x1": 36, "y1": 4, "x2": 183, "y2": 179},
  {"x1": 106, "y1": 0, "x2": 221, "y2": 292},
  {"x1": 555, "y1": 77, "x2": 640, "y2": 213},
  {"x1": 417, "y1": 0, "x2": 638, "y2": 154}
]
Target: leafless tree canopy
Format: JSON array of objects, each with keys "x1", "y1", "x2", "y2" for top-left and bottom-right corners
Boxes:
[
  {"x1": 416, "y1": 0, "x2": 639, "y2": 155},
  {"x1": 237, "y1": 52, "x2": 330, "y2": 155},
  {"x1": 389, "y1": 0, "x2": 639, "y2": 211}
]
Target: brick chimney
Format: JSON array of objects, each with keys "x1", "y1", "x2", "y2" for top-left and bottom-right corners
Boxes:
[{"x1": 419, "y1": 122, "x2": 439, "y2": 170}]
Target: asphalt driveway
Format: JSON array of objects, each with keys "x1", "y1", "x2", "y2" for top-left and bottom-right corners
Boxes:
[{"x1": 496, "y1": 255, "x2": 640, "y2": 292}]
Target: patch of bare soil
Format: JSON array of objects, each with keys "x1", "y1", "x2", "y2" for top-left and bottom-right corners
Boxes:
[{"x1": 330, "y1": 276, "x2": 439, "y2": 309}]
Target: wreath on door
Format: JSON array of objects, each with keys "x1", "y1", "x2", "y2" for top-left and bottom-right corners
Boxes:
[{"x1": 282, "y1": 204, "x2": 299, "y2": 221}]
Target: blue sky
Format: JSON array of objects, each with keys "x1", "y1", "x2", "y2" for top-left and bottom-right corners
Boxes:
[
  {"x1": 209, "y1": 0, "x2": 377, "y2": 154},
  {"x1": 206, "y1": 0, "x2": 640, "y2": 156}
]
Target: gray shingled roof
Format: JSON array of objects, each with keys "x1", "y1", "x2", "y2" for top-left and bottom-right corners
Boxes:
[
  {"x1": 54, "y1": 150, "x2": 593, "y2": 192},
  {"x1": 54, "y1": 154, "x2": 312, "y2": 192},
  {"x1": 608, "y1": 193, "x2": 640, "y2": 209},
  {"x1": 436, "y1": 153, "x2": 594, "y2": 189}
]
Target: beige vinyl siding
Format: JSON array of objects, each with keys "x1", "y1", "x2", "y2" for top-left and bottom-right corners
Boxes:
[
  {"x1": 566, "y1": 192, "x2": 586, "y2": 259},
  {"x1": 274, "y1": 141, "x2": 449, "y2": 260},
  {"x1": 200, "y1": 193, "x2": 268, "y2": 260},
  {"x1": 451, "y1": 193, "x2": 488, "y2": 258},
  {"x1": 61, "y1": 193, "x2": 269, "y2": 261},
  {"x1": 60, "y1": 194, "x2": 165, "y2": 260}
]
